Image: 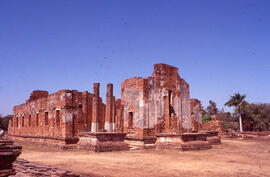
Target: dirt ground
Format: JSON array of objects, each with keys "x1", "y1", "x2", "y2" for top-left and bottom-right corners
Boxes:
[{"x1": 15, "y1": 138, "x2": 270, "y2": 177}]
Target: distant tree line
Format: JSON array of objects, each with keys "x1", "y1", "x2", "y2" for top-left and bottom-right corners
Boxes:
[
  {"x1": 0, "y1": 114, "x2": 12, "y2": 131},
  {"x1": 240, "y1": 103, "x2": 270, "y2": 131},
  {"x1": 203, "y1": 93, "x2": 270, "y2": 132}
]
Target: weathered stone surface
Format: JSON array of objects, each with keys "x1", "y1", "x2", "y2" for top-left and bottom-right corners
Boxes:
[
  {"x1": 181, "y1": 133, "x2": 212, "y2": 150},
  {"x1": 181, "y1": 133, "x2": 207, "y2": 142},
  {"x1": 0, "y1": 139, "x2": 22, "y2": 177},
  {"x1": 207, "y1": 136, "x2": 221, "y2": 145},
  {"x1": 77, "y1": 132, "x2": 129, "y2": 152},
  {"x1": 190, "y1": 99, "x2": 202, "y2": 131},
  {"x1": 155, "y1": 133, "x2": 212, "y2": 151},
  {"x1": 121, "y1": 64, "x2": 193, "y2": 146},
  {"x1": 202, "y1": 119, "x2": 225, "y2": 134},
  {"x1": 204, "y1": 131, "x2": 221, "y2": 145},
  {"x1": 155, "y1": 134, "x2": 183, "y2": 150},
  {"x1": 26, "y1": 90, "x2": 48, "y2": 103},
  {"x1": 181, "y1": 141, "x2": 211, "y2": 151},
  {"x1": 11, "y1": 158, "x2": 80, "y2": 177},
  {"x1": 125, "y1": 136, "x2": 157, "y2": 149},
  {"x1": 7, "y1": 135, "x2": 79, "y2": 149}
]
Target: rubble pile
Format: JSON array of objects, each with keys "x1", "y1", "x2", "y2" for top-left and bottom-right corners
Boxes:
[
  {"x1": 0, "y1": 140, "x2": 22, "y2": 177},
  {"x1": 12, "y1": 158, "x2": 80, "y2": 177}
]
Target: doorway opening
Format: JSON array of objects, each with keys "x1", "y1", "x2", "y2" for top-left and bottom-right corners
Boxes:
[{"x1": 128, "y1": 112, "x2": 134, "y2": 128}]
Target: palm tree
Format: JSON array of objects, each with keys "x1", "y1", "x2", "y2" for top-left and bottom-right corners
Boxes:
[{"x1": 225, "y1": 92, "x2": 246, "y2": 132}]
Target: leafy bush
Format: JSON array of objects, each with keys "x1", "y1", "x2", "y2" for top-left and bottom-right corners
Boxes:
[{"x1": 202, "y1": 114, "x2": 213, "y2": 124}]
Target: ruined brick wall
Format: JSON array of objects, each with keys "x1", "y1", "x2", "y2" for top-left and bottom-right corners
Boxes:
[
  {"x1": 8, "y1": 88, "x2": 104, "y2": 144},
  {"x1": 26, "y1": 90, "x2": 48, "y2": 103},
  {"x1": 150, "y1": 64, "x2": 191, "y2": 132},
  {"x1": 99, "y1": 102, "x2": 106, "y2": 131},
  {"x1": 8, "y1": 63, "x2": 198, "y2": 145},
  {"x1": 121, "y1": 77, "x2": 146, "y2": 137},
  {"x1": 202, "y1": 119, "x2": 225, "y2": 134},
  {"x1": 190, "y1": 99, "x2": 202, "y2": 131},
  {"x1": 121, "y1": 64, "x2": 192, "y2": 138},
  {"x1": 115, "y1": 99, "x2": 124, "y2": 132}
]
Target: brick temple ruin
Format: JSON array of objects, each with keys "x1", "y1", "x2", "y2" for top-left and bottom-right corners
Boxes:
[{"x1": 8, "y1": 63, "x2": 219, "y2": 151}]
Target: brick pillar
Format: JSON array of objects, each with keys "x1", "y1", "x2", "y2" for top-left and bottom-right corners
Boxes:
[
  {"x1": 116, "y1": 106, "x2": 124, "y2": 132},
  {"x1": 164, "y1": 91, "x2": 170, "y2": 130},
  {"x1": 105, "y1": 83, "x2": 114, "y2": 132},
  {"x1": 8, "y1": 119, "x2": 12, "y2": 134},
  {"x1": 82, "y1": 91, "x2": 88, "y2": 131},
  {"x1": 63, "y1": 109, "x2": 74, "y2": 139},
  {"x1": 93, "y1": 83, "x2": 100, "y2": 98},
  {"x1": 19, "y1": 116, "x2": 22, "y2": 135},
  {"x1": 91, "y1": 83, "x2": 100, "y2": 132},
  {"x1": 112, "y1": 96, "x2": 116, "y2": 132}
]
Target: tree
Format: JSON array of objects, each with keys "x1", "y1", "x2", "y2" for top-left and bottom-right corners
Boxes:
[
  {"x1": 240, "y1": 103, "x2": 256, "y2": 131},
  {"x1": 201, "y1": 105, "x2": 213, "y2": 123},
  {"x1": 225, "y1": 92, "x2": 246, "y2": 132},
  {"x1": 241, "y1": 103, "x2": 270, "y2": 131},
  {"x1": 260, "y1": 104, "x2": 270, "y2": 131},
  {"x1": 206, "y1": 100, "x2": 218, "y2": 115}
]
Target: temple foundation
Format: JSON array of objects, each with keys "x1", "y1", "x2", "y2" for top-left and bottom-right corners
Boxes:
[
  {"x1": 77, "y1": 132, "x2": 129, "y2": 152},
  {"x1": 205, "y1": 131, "x2": 222, "y2": 145},
  {"x1": 155, "y1": 133, "x2": 212, "y2": 151}
]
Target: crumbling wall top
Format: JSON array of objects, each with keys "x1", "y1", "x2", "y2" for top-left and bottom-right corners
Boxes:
[
  {"x1": 190, "y1": 99, "x2": 201, "y2": 112},
  {"x1": 190, "y1": 98, "x2": 201, "y2": 105},
  {"x1": 152, "y1": 63, "x2": 179, "y2": 77},
  {"x1": 27, "y1": 90, "x2": 49, "y2": 103}
]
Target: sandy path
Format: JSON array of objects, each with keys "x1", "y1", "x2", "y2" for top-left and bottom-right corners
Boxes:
[{"x1": 16, "y1": 139, "x2": 270, "y2": 177}]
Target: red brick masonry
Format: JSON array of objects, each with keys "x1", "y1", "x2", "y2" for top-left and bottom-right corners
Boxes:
[
  {"x1": 8, "y1": 63, "x2": 212, "y2": 151},
  {"x1": 155, "y1": 133, "x2": 212, "y2": 151}
]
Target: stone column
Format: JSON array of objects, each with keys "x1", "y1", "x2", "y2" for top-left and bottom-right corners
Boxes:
[
  {"x1": 82, "y1": 91, "x2": 89, "y2": 131},
  {"x1": 91, "y1": 83, "x2": 100, "y2": 132},
  {"x1": 105, "y1": 83, "x2": 114, "y2": 132}
]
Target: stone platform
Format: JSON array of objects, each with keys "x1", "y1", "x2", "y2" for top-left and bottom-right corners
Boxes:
[
  {"x1": 124, "y1": 136, "x2": 157, "y2": 149},
  {"x1": 155, "y1": 134, "x2": 182, "y2": 150},
  {"x1": 155, "y1": 133, "x2": 212, "y2": 151},
  {"x1": 7, "y1": 134, "x2": 79, "y2": 149},
  {"x1": 205, "y1": 131, "x2": 222, "y2": 145},
  {"x1": 77, "y1": 132, "x2": 129, "y2": 152},
  {"x1": 0, "y1": 139, "x2": 22, "y2": 177}
]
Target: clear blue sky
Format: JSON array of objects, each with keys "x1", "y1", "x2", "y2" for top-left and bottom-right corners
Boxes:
[{"x1": 0, "y1": 0, "x2": 269, "y2": 116}]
